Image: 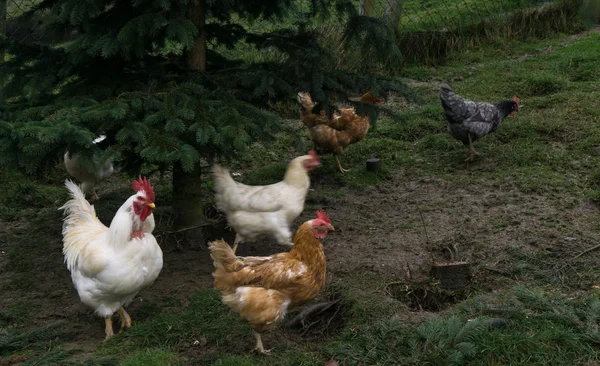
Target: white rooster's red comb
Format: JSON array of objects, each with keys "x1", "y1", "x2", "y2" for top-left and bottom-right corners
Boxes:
[
  {"x1": 132, "y1": 176, "x2": 155, "y2": 202},
  {"x1": 308, "y1": 150, "x2": 319, "y2": 163},
  {"x1": 315, "y1": 210, "x2": 331, "y2": 224}
]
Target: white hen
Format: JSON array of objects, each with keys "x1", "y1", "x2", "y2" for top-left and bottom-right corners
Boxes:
[
  {"x1": 213, "y1": 151, "x2": 320, "y2": 253},
  {"x1": 64, "y1": 135, "x2": 114, "y2": 201},
  {"x1": 60, "y1": 177, "x2": 163, "y2": 339}
]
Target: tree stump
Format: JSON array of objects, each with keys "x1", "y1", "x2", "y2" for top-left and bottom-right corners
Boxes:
[
  {"x1": 366, "y1": 158, "x2": 380, "y2": 172},
  {"x1": 431, "y1": 261, "x2": 471, "y2": 290}
]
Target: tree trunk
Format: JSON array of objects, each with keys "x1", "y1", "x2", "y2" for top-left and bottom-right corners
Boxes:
[
  {"x1": 171, "y1": 0, "x2": 207, "y2": 236},
  {"x1": 187, "y1": 0, "x2": 206, "y2": 71},
  {"x1": 0, "y1": 0, "x2": 6, "y2": 63},
  {"x1": 172, "y1": 162, "x2": 206, "y2": 230},
  {"x1": 359, "y1": 0, "x2": 377, "y2": 16},
  {"x1": 385, "y1": 0, "x2": 404, "y2": 31}
]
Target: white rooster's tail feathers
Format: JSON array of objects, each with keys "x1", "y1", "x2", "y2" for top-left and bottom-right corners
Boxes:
[{"x1": 60, "y1": 180, "x2": 108, "y2": 271}]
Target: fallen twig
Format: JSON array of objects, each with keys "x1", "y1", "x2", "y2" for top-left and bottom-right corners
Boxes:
[
  {"x1": 556, "y1": 243, "x2": 600, "y2": 271},
  {"x1": 154, "y1": 222, "x2": 215, "y2": 238}
]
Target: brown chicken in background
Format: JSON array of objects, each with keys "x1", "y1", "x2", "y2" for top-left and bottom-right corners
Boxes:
[
  {"x1": 209, "y1": 210, "x2": 334, "y2": 354},
  {"x1": 298, "y1": 92, "x2": 381, "y2": 173}
]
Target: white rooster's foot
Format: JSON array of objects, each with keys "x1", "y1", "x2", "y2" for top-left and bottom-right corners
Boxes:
[
  {"x1": 104, "y1": 317, "x2": 114, "y2": 341},
  {"x1": 118, "y1": 307, "x2": 132, "y2": 334}
]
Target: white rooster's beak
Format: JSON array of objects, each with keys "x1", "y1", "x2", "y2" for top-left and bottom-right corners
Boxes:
[{"x1": 146, "y1": 202, "x2": 156, "y2": 209}]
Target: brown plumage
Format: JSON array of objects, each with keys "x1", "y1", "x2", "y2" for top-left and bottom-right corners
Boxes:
[
  {"x1": 209, "y1": 211, "x2": 334, "y2": 354},
  {"x1": 297, "y1": 92, "x2": 381, "y2": 173}
]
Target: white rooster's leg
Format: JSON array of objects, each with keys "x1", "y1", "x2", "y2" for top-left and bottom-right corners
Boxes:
[
  {"x1": 335, "y1": 156, "x2": 349, "y2": 174},
  {"x1": 118, "y1": 307, "x2": 132, "y2": 333},
  {"x1": 104, "y1": 317, "x2": 114, "y2": 340},
  {"x1": 253, "y1": 330, "x2": 272, "y2": 355},
  {"x1": 232, "y1": 234, "x2": 242, "y2": 253}
]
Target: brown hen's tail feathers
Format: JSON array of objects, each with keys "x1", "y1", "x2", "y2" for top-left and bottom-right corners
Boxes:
[
  {"x1": 297, "y1": 92, "x2": 314, "y2": 109},
  {"x1": 209, "y1": 239, "x2": 239, "y2": 272},
  {"x1": 222, "y1": 286, "x2": 291, "y2": 332}
]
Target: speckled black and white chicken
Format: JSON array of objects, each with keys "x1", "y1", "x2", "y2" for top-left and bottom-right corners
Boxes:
[
  {"x1": 440, "y1": 82, "x2": 520, "y2": 162},
  {"x1": 64, "y1": 135, "x2": 114, "y2": 201}
]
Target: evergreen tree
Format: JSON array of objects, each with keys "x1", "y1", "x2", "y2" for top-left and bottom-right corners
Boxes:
[{"x1": 0, "y1": 0, "x2": 411, "y2": 229}]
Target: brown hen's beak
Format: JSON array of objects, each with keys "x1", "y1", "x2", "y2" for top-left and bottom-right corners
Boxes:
[{"x1": 146, "y1": 202, "x2": 156, "y2": 209}]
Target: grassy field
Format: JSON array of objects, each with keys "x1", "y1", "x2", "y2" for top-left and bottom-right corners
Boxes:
[{"x1": 2, "y1": 25, "x2": 600, "y2": 365}]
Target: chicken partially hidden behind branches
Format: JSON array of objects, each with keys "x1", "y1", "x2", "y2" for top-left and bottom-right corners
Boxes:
[
  {"x1": 213, "y1": 152, "x2": 320, "y2": 253},
  {"x1": 440, "y1": 82, "x2": 520, "y2": 162},
  {"x1": 60, "y1": 177, "x2": 163, "y2": 340},
  {"x1": 64, "y1": 135, "x2": 114, "y2": 201},
  {"x1": 209, "y1": 210, "x2": 334, "y2": 354},
  {"x1": 298, "y1": 92, "x2": 381, "y2": 173}
]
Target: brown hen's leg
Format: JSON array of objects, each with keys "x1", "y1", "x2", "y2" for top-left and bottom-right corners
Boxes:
[
  {"x1": 118, "y1": 307, "x2": 132, "y2": 333},
  {"x1": 104, "y1": 317, "x2": 114, "y2": 340},
  {"x1": 253, "y1": 330, "x2": 272, "y2": 355},
  {"x1": 335, "y1": 156, "x2": 349, "y2": 173}
]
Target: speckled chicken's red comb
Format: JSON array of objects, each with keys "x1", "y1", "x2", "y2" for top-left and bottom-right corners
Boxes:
[
  {"x1": 316, "y1": 210, "x2": 330, "y2": 224},
  {"x1": 132, "y1": 176, "x2": 155, "y2": 202}
]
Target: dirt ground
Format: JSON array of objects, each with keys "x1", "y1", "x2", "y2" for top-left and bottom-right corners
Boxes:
[{"x1": 2, "y1": 167, "x2": 599, "y2": 354}]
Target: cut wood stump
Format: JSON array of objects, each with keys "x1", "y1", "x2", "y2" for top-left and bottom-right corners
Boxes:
[
  {"x1": 431, "y1": 261, "x2": 471, "y2": 290},
  {"x1": 366, "y1": 158, "x2": 380, "y2": 172}
]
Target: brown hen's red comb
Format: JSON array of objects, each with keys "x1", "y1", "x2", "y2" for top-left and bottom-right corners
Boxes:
[
  {"x1": 308, "y1": 150, "x2": 320, "y2": 164},
  {"x1": 132, "y1": 176, "x2": 155, "y2": 202},
  {"x1": 316, "y1": 210, "x2": 330, "y2": 224}
]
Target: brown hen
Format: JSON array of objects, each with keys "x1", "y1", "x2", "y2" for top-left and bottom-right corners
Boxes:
[
  {"x1": 298, "y1": 92, "x2": 381, "y2": 173},
  {"x1": 209, "y1": 210, "x2": 334, "y2": 354}
]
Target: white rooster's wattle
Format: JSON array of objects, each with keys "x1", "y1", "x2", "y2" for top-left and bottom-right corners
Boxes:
[
  {"x1": 64, "y1": 135, "x2": 114, "y2": 201},
  {"x1": 60, "y1": 177, "x2": 163, "y2": 339}
]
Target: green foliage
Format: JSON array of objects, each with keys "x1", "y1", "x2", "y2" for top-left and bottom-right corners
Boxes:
[
  {"x1": 0, "y1": 321, "x2": 71, "y2": 356},
  {"x1": 0, "y1": 0, "x2": 413, "y2": 178},
  {"x1": 522, "y1": 74, "x2": 567, "y2": 96},
  {"x1": 120, "y1": 349, "x2": 179, "y2": 366},
  {"x1": 101, "y1": 290, "x2": 249, "y2": 353},
  {"x1": 459, "y1": 287, "x2": 600, "y2": 365},
  {"x1": 324, "y1": 315, "x2": 490, "y2": 365}
]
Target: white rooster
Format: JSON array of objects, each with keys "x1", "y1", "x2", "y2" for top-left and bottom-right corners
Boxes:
[
  {"x1": 64, "y1": 135, "x2": 114, "y2": 201},
  {"x1": 213, "y1": 151, "x2": 320, "y2": 253},
  {"x1": 60, "y1": 177, "x2": 163, "y2": 339}
]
